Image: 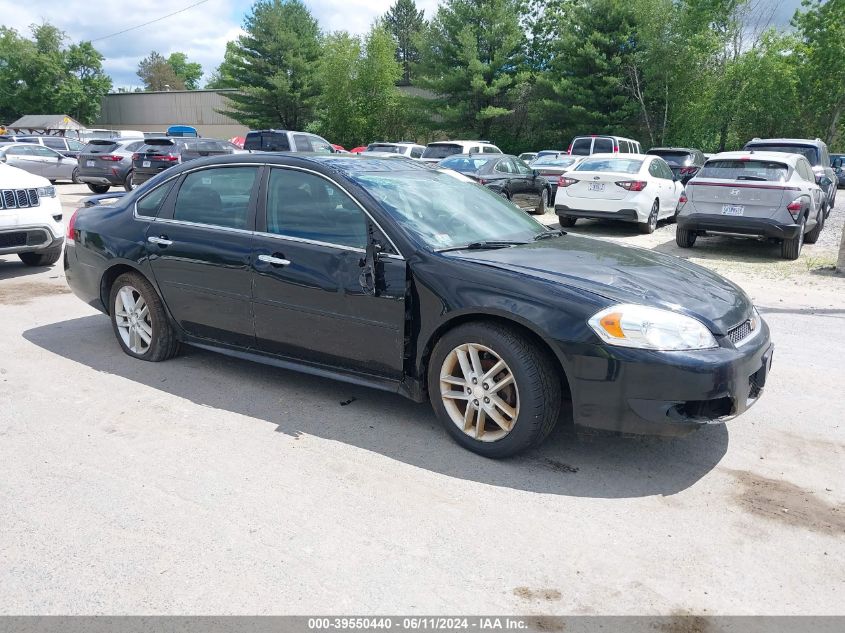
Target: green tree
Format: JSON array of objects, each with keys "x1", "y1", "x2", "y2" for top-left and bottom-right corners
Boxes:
[
  {"x1": 219, "y1": 0, "x2": 321, "y2": 130},
  {"x1": 416, "y1": 0, "x2": 526, "y2": 138},
  {"x1": 358, "y1": 26, "x2": 405, "y2": 142},
  {"x1": 166, "y1": 52, "x2": 203, "y2": 90},
  {"x1": 137, "y1": 51, "x2": 185, "y2": 91},
  {"x1": 0, "y1": 23, "x2": 111, "y2": 125},
  {"x1": 312, "y1": 32, "x2": 363, "y2": 146},
  {"x1": 205, "y1": 42, "x2": 240, "y2": 88},
  {"x1": 383, "y1": 0, "x2": 426, "y2": 85}
]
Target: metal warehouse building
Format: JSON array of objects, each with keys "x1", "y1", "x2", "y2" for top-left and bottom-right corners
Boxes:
[{"x1": 95, "y1": 89, "x2": 249, "y2": 138}]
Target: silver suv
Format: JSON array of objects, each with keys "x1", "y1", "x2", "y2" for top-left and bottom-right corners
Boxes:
[
  {"x1": 676, "y1": 151, "x2": 827, "y2": 260},
  {"x1": 742, "y1": 137, "x2": 837, "y2": 214}
]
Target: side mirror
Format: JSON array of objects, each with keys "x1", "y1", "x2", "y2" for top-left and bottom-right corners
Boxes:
[
  {"x1": 359, "y1": 239, "x2": 384, "y2": 295},
  {"x1": 819, "y1": 176, "x2": 832, "y2": 188},
  {"x1": 532, "y1": 169, "x2": 539, "y2": 177}
]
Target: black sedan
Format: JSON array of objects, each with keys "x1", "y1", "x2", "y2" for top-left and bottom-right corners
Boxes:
[
  {"x1": 64, "y1": 154, "x2": 773, "y2": 458},
  {"x1": 438, "y1": 154, "x2": 552, "y2": 214}
]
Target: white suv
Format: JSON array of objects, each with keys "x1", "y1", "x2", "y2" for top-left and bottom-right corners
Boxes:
[
  {"x1": 0, "y1": 163, "x2": 64, "y2": 266},
  {"x1": 421, "y1": 140, "x2": 502, "y2": 164},
  {"x1": 364, "y1": 142, "x2": 426, "y2": 159}
]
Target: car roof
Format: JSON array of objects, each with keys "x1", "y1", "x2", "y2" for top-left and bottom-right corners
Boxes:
[
  {"x1": 648, "y1": 147, "x2": 698, "y2": 152},
  {"x1": 745, "y1": 138, "x2": 826, "y2": 147},
  {"x1": 429, "y1": 140, "x2": 496, "y2": 145},
  {"x1": 584, "y1": 152, "x2": 647, "y2": 159},
  {"x1": 708, "y1": 150, "x2": 800, "y2": 164}
]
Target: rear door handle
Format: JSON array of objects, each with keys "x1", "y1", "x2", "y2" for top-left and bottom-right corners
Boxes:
[
  {"x1": 147, "y1": 236, "x2": 173, "y2": 246},
  {"x1": 257, "y1": 254, "x2": 291, "y2": 266}
]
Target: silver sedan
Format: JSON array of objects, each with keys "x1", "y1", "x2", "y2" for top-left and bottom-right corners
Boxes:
[{"x1": 0, "y1": 142, "x2": 79, "y2": 183}]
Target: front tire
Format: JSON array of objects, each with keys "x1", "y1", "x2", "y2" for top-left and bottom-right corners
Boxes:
[
  {"x1": 87, "y1": 183, "x2": 110, "y2": 194},
  {"x1": 534, "y1": 188, "x2": 551, "y2": 215},
  {"x1": 71, "y1": 167, "x2": 80, "y2": 184},
  {"x1": 781, "y1": 216, "x2": 805, "y2": 260},
  {"x1": 109, "y1": 272, "x2": 180, "y2": 362},
  {"x1": 428, "y1": 322, "x2": 561, "y2": 458},
  {"x1": 19, "y1": 246, "x2": 62, "y2": 267},
  {"x1": 639, "y1": 200, "x2": 659, "y2": 234}
]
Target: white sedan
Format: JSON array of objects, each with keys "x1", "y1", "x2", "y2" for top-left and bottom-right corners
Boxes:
[{"x1": 553, "y1": 153, "x2": 684, "y2": 233}]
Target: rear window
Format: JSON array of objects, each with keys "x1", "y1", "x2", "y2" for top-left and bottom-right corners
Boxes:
[
  {"x1": 576, "y1": 158, "x2": 643, "y2": 174},
  {"x1": 439, "y1": 156, "x2": 494, "y2": 173},
  {"x1": 533, "y1": 156, "x2": 578, "y2": 167},
  {"x1": 593, "y1": 137, "x2": 614, "y2": 153},
  {"x1": 83, "y1": 140, "x2": 120, "y2": 153},
  {"x1": 648, "y1": 150, "x2": 693, "y2": 166},
  {"x1": 699, "y1": 159, "x2": 789, "y2": 182},
  {"x1": 570, "y1": 138, "x2": 592, "y2": 155},
  {"x1": 744, "y1": 144, "x2": 820, "y2": 166},
  {"x1": 422, "y1": 144, "x2": 463, "y2": 159},
  {"x1": 367, "y1": 144, "x2": 403, "y2": 154},
  {"x1": 181, "y1": 140, "x2": 229, "y2": 152}
]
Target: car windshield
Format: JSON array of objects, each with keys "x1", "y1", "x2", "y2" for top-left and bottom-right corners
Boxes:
[
  {"x1": 352, "y1": 170, "x2": 546, "y2": 250},
  {"x1": 698, "y1": 159, "x2": 789, "y2": 182},
  {"x1": 439, "y1": 156, "x2": 494, "y2": 173},
  {"x1": 533, "y1": 156, "x2": 577, "y2": 167},
  {"x1": 422, "y1": 144, "x2": 463, "y2": 159},
  {"x1": 576, "y1": 158, "x2": 643, "y2": 173},
  {"x1": 648, "y1": 151, "x2": 692, "y2": 166},
  {"x1": 746, "y1": 144, "x2": 820, "y2": 165}
]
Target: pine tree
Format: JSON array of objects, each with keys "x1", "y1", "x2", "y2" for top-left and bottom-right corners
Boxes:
[{"x1": 383, "y1": 0, "x2": 425, "y2": 85}]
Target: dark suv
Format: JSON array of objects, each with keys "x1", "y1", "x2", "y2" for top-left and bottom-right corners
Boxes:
[
  {"x1": 743, "y1": 138, "x2": 837, "y2": 215},
  {"x1": 77, "y1": 138, "x2": 146, "y2": 193},
  {"x1": 131, "y1": 138, "x2": 242, "y2": 187},
  {"x1": 647, "y1": 147, "x2": 706, "y2": 184}
]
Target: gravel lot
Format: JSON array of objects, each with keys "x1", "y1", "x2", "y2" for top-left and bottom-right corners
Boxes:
[{"x1": 1, "y1": 184, "x2": 843, "y2": 615}]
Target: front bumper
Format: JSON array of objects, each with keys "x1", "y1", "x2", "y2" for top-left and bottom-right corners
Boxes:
[
  {"x1": 677, "y1": 214, "x2": 801, "y2": 239},
  {"x1": 0, "y1": 226, "x2": 64, "y2": 255},
  {"x1": 561, "y1": 319, "x2": 773, "y2": 436}
]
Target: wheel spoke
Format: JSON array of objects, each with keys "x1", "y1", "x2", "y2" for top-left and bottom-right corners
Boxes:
[
  {"x1": 481, "y1": 359, "x2": 505, "y2": 382},
  {"x1": 440, "y1": 374, "x2": 466, "y2": 387},
  {"x1": 489, "y1": 372, "x2": 514, "y2": 393},
  {"x1": 136, "y1": 327, "x2": 151, "y2": 345},
  {"x1": 138, "y1": 320, "x2": 152, "y2": 337},
  {"x1": 442, "y1": 390, "x2": 470, "y2": 401},
  {"x1": 467, "y1": 344, "x2": 484, "y2": 377},
  {"x1": 463, "y1": 403, "x2": 474, "y2": 431},
  {"x1": 474, "y1": 409, "x2": 486, "y2": 439},
  {"x1": 486, "y1": 406, "x2": 512, "y2": 432},
  {"x1": 490, "y1": 394, "x2": 516, "y2": 419},
  {"x1": 119, "y1": 287, "x2": 136, "y2": 314},
  {"x1": 456, "y1": 348, "x2": 473, "y2": 380},
  {"x1": 129, "y1": 327, "x2": 139, "y2": 352}
]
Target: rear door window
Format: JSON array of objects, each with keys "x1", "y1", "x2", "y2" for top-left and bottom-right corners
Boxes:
[
  {"x1": 494, "y1": 158, "x2": 514, "y2": 173},
  {"x1": 619, "y1": 140, "x2": 630, "y2": 153},
  {"x1": 136, "y1": 181, "x2": 174, "y2": 218},
  {"x1": 43, "y1": 137, "x2": 67, "y2": 150},
  {"x1": 593, "y1": 137, "x2": 614, "y2": 153},
  {"x1": 410, "y1": 147, "x2": 423, "y2": 159},
  {"x1": 172, "y1": 166, "x2": 259, "y2": 230},
  {"x1": 570, "y1": 138, "x2": 592, "y2": 156}
]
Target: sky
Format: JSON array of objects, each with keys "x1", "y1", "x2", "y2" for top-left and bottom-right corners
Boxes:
[{"x1": 0, "y1": 0, "x2": 801, "y2": 91}]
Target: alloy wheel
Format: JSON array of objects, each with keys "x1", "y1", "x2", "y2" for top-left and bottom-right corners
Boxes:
[
  {"x1": 439, "y1": 342, "x2": 520, "y2": 442},
  {"x1": 649, "y1": 203, "x2": 658, "y2": 231},
  {"x1": 114, "y1": 285, "x2": 152, "y2": 354}
]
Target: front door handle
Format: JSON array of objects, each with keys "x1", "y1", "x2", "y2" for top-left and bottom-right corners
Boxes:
[
  {"x1": 147, "y1": 236, "x2": 172, "y2": 246},
  {"x1": 257, "y1": 254, "x2": 291, "y2": 266}
]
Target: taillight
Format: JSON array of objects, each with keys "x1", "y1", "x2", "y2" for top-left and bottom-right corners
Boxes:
[
  {"x1": 566, "y1": 144, "x2": 572, "y2": 155},
  {"x1": 557, "y1": 176, "x2": 578, "y2": 187},
  {"x1": 786, "y1": 199, "x2": 803, "y2": 219},
  {"x1": 677, "y1": 193, "x2": 688, "y2": 209},
  {"x1": 613, "y1": 146, "x2": 619, "y2": 153},
  {"x1": 477, "y1": 178, "x2": 488, "y2": 185},
  {"x1": 154, "y1": 154, "x2": 180, "y2": 162},
  {"x1": 616, "y1": 180, "x2": 648, "y2": 191},
  {"x1": 99, "y1": 155, "x2": 122, "y2": 161},
  {"x1": 67, "y1": 209, "x2": 79, "y2": 242}
]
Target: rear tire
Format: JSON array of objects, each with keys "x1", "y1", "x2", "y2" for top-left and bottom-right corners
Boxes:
[
  {"x1": 124, "y1": 170, "x2": 136, "y2": 192},
  {"x1": 534, "y1": 189, "x2": 551, "y2": 215},
  {"x1": 428, "y1": 321, "x2": 561, "y2": 458},
  {"x1": 71, "y1": 167, "x2": 80, "y2": 184},
  {"x1": 559, "y1": 216, "x2": 577, "y2": 227},
  {"x1": 109, "y1": 272, "x2": 180, "y2": 362},
  {"x1": 87, "y1": 183, "x2": 110, "y2": 194},
  {"x1": 781, "y1": 216, "x2": 805, "y2": 260},
  {"x1": 18, "y1": 246, "x2": 62, "y2": 267},
  {"x1": 804, "y1": 208, "x2": 824, "y2": 244},
  {"x1": 675, "y1": 227, "x2": 697, "y2": 248},
  {"x1": 639, "y1": 200, "x2": 659, "y2": 234}
]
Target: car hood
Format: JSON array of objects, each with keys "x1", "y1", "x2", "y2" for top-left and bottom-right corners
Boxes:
[
  {"x1": 448, "y1": 235, "x2": 751, "y2": 335},
  {"x1": 0, "y1": 162, "x2": 50, "y2": 188}
]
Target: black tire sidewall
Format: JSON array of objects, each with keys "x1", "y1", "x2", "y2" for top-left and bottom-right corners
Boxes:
[{"x1": 109, "y1": 273, "x2": 171, "y2": 361}]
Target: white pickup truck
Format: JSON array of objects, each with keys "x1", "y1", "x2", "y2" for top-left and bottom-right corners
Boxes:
[{"x1": 0, "y1": 163, "x2": 64, "y2": 266}]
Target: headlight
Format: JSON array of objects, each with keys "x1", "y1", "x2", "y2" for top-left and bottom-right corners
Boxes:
[
  {"x1": 37, "y1": 186, "x2": 56, "y2": 198},
  {"x1": 588, "y1": 304, "x2": 718, "y2": 351}
]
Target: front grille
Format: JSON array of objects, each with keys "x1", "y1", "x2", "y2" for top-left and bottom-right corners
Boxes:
[
  {"x1": 728, "y1": 320, "x2": 752, "y2": 345},
  {"x1": 0, "y1": 232, "x2": 27, "y2": 248},
  {"x1": 0, "y1": 189, "x2": 40, "y2": 210}
]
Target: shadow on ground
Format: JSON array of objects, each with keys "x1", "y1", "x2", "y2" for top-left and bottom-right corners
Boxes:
[
  {"x1": 23, "y1": 315, "x2": 730, "y2": 499},
  {"x1": 0, "y1": 257, "x2": 60, "y2": 281}
]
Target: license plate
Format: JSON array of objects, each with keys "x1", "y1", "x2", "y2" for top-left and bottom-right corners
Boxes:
[
  {"x1": 142, "y1": 161, "x2": 151, "y2": 168},
  {"x1": 722, "y1": 205, "x2": 744, "y2": 216},
  {"x1": 86, "y1": 160, "x2": 95, "y2": 167},
  {"x1": 589, "y1": 183, "x2": 605, "y2": 192}
]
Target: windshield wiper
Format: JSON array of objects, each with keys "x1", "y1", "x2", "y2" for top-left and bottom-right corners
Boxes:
[
  {"x1": 736, "y1": 175, "x2": 768, "y2": 181},
  {"x1": 437, "y1": 240, "x2": 528, "y2": 252},
  {"x1": 534, "y1": 229, "x2": 565, "y2": 241}
]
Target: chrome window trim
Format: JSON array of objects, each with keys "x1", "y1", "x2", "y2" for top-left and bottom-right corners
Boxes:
[
  {"x1": 254, "y1": 231, "x2": 365, "y2": 254},
  {"x1": 131, "y1": 162, "x2": 405, "y2": 260}
]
